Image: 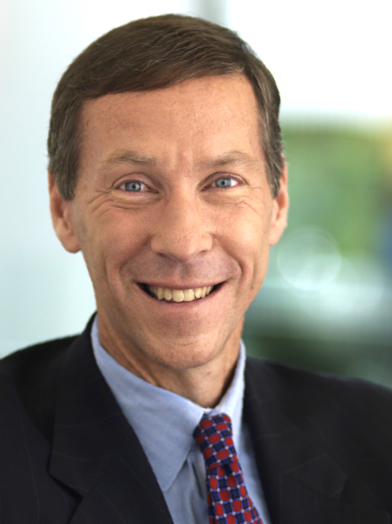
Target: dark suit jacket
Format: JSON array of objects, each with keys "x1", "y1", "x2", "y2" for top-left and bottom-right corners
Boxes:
[{"x1": 1, "y1": 318, "x2": 392, "y2": 523}]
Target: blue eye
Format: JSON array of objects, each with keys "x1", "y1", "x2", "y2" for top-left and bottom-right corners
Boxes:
[
  {"x1": 124, "y1": 181, "x2": 142, "y2": 192},
  {"x1": 214, "y1": 177, "x2": 234, "y2": 188}
]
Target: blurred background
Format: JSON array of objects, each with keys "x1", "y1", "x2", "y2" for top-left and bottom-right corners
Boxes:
[{"x1": 1, "y1": 0, "x2": 391, "y2": 386}]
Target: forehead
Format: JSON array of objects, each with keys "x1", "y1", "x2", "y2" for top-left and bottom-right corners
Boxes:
[{"x1": 79, "y1": 75, "x2": 263, "y2": 167}]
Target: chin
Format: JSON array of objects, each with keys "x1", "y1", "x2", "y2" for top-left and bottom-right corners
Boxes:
[{"x1": 147, "y1": 337, "x2": 223, "y2": 371}]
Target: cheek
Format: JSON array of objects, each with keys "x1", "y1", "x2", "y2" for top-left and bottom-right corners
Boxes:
[
  {"x1": 228, "y1": 199, "x2": 270, "y2": 250},
  {"x1": 224, "y1": 206, "x2": 270, "y2": 282},
  {"x1": 80, "y1": 212, "x2": 148, "y2": 276}
]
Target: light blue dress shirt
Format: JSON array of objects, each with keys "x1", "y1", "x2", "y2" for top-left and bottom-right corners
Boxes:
[{"x1": 91, "y1": 318, "x2": 271, "y2": 524}]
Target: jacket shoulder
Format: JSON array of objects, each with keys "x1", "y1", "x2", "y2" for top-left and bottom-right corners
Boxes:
[
  {"x1": 246, "y1": 357, "x2": 392, "y2": 456},
  {"x1": 246, "y1": 356, "x2": 392, "y2": 405},
  {"x1": 0, "y1": 335, "x2": 79, "y2": 394},
  {"x1": 0, "y1": 335, "x2": 79, "y2": 441}
]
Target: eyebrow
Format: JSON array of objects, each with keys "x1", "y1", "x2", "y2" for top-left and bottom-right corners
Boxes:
[
  {"x1": 99, "y1": 149, "x2": 157, "y2": 171},
  {"x1": 196, "y1": 151, "x2": 260, "y2": 170},
  {"x1": 99, "y1": 149, "x2": 259, "y2": 171}
]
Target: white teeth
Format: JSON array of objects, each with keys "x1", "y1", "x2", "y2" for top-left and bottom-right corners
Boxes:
[
  {"x1": 172, "y1": 290, "x2": 184, "y2": 302},
  {"x1": 148, "y1": 285, "x2": 215, "y2": 302},
  {"x1": 183, "y1": 289, "x2": 195, "y2": 301},
  {"x1": 164, "y1": 288, "x2": 172, "y2": 301}
]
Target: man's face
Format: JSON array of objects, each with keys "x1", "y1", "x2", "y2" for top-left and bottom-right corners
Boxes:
[{"x1": 51, "y1": 75, "x2": 288, "y2": 375}]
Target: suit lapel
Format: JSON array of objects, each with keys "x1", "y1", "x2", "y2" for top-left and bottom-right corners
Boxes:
[
  {"x1": 48, "y1": 322, "x2": 173, "y2": 524},
  {"x1": 244, "y1": 358, "x2": 391, "y2": 524}
]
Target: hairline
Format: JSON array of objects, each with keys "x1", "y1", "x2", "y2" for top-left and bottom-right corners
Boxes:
[{"x1": 48, "y1": 15, "x2": 283, "y2": 200}]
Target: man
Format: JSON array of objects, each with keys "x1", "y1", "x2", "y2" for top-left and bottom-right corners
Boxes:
[{"x1": 1, "y1": 14, "x2": 392, "y2": 524}]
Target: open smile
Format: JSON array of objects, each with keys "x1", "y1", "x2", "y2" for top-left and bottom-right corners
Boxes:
[{"x1": 140, "y1": 283, "x2": 221, "y2": 303}]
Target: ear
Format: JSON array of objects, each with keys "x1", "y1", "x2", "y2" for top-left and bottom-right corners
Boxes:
[
  {"x1": 269, "y1": 163, "x2": 289, "y2": 246},
  {"x1": 48, "y1": 173, "x2": 81, "y2": 253}
]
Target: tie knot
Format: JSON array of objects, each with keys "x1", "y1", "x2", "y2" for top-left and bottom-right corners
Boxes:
[{"x1": 194, "y1": 413, "x2": 239, "y2": 471}]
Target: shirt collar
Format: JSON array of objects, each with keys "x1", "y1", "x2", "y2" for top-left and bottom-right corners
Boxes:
[{"x1": 91, "y1": 317, "x2": 246, "y2": 492}]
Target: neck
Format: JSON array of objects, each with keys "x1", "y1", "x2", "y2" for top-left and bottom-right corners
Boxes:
[{"x1": 97, "y1": 316, "x2": 243, "y2": 408}]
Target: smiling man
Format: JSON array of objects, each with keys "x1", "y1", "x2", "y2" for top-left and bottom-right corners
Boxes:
[
  {"x1": 51, "y1": 74, "x2": 287, "y2": 409},
  {"x1": 1, "y1": 14, "x2": 392, "y2": 524}
]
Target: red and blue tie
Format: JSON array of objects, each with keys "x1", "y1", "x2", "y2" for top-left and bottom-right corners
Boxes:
[{"x1": 194, "y1": 413, "x2": 263, "y2": 524}]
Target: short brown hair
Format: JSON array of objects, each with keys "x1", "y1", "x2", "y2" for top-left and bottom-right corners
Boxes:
[{"x1": 48, "y1": 14, "x2": 283, "y2": 199}]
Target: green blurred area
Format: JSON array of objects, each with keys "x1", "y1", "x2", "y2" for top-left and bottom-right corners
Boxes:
[
  {"x1": 243, "y1": 122, "x2": 392, "y2": 388},
  {"x1": 283, "y1": 124, "x2": 392, "y2": 254}
]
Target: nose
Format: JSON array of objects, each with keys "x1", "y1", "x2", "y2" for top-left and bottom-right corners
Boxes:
[{"x1": 150, "y1": 194, "x2": 213, "y2": 263}]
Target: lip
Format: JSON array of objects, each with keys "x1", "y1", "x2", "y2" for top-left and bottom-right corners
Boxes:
[{"x1": 138, "y1": 282, "x2": 222, "y2": 290}]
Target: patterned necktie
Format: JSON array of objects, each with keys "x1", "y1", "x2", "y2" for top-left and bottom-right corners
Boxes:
[{"x1": 194, "y1": 413, "x2": 263, "y2": 524}]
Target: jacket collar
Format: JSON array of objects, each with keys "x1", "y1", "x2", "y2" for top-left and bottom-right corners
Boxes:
[{"x1": 48, "y1": 319, "x2": 174, "y2": 524}]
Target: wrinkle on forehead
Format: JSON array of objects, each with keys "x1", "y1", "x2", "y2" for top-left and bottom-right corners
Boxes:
[
  {"x1": 78, "y1": 75, "x2": 268, "y2": 191},
  {"x1": 98, "y1": 148, "x2": 262, "y2": 173}
]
